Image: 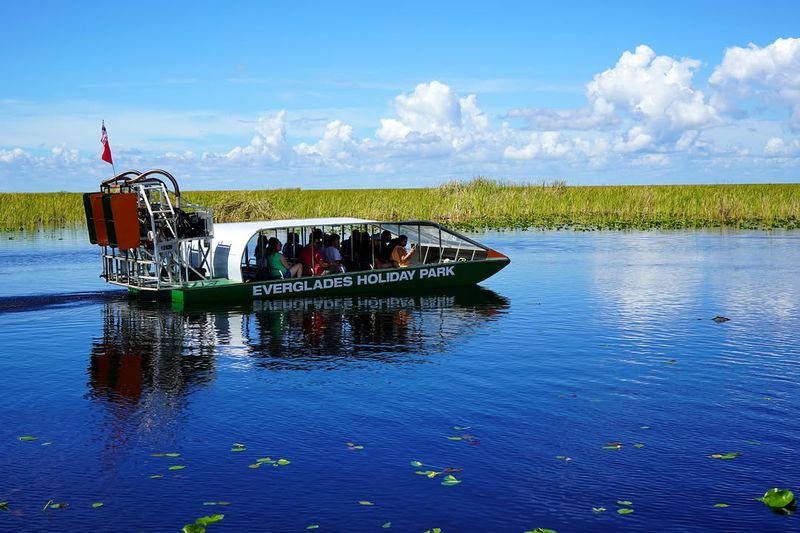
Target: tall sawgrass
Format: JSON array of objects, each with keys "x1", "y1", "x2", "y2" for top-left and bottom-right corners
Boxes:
[{"x1": 2, "y1": 180, "x2": 799, "y2": 231}]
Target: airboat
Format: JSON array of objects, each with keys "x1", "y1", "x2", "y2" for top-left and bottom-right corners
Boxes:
[{"x1": 83, "y1": 170, "x2": 510, "y2": 305}]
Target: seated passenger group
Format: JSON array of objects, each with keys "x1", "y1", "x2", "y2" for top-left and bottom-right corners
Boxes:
[{"x1": 258, "y1": 228, "x2": 416, "y2": 280}]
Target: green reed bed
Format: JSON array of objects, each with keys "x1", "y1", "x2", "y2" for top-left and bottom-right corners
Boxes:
[{"x1": 2, "y1": 180, "x2": 799, "y2": 232}]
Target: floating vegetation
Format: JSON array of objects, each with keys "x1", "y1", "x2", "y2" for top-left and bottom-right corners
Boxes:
[
  {"x1": 346, "y1": 442, "x2": 365, "y2": 450},
  {"x1": 248, "y1": 463, "x2": 261, "y2": 469},
  {"x1": 168, "y1": 465, "x2": 187, "y2": 471},
  {"x1": 633, "y1": 443, "x2": 645, "y2": 448},
  {"x1": 231, "y1": 443, "x2": 247, "y2": 453},
  {"x1": 714, "y1": 503, "x2": 729, "y2": 508},
  {"x1": 592, "y1": 507, "x2": 606, "y2": 513},
  {"x1": 0, "y1": 502, "x2": 8, "y2": 511},
  {"x1": 617, "y1": 508, "x2": 634, "y2": 515},
  {"x1": 18, "y1": 435, "x2": 38, "y2": 442},
  {"x1": 410, "y1": 460, "x2": 463, "y2": 483},
  {"x1": 555, "y1": 455, "x2": 573, "y2": 462},
  {"x1": 525, "y1": 529, "x2": 557, "y2": 533},
  {"x1": 249, "y1": 457, "x2": 290, "y2": 469},
  {"x1": 42, "y1": 499, "x2": 67, "y2": 511},
  {"x1": 182, "y1": 513, "x2": 224, "y2": 533},
  {"x1": 758, "y1": 488, "x2": 795, "y2": 509},
  {"x1": 152, "y1": 452, "x2": 181, "y2": 458},
  {"x1": 203, "y1": 502, "x2": 230, "y2": 506},
  {"x1": 603, "y1": 441, "x2": 623, "y2": 450},
  {"x1": 708, "y1": 452, "x2": 741, "y2": 460},
  {"x1": 382, "y1": 522, "x2": 392, "y2": 528},
  {"x1": 92, "y1": 502, "x2": 104, "y2": 508},
  {"x1": 440, "y1": 475, "x2": 462, "y2": 487},
  {"x1": 358, "y1": 501, "x2": 374, "y2": 506},
  {"x1": 423, "y1": 529, "x2": 441, "y2": 533},
  {"x1": 447, "y1": 432, "x2": 480, "y2": 445},
  {"x1": 149, "y1": 474, "x2": 164, "y2": 479},
  {"x1": 306, "y1": 525, "x2": 320, "y2": 529},
  {"x1": 617, "y1": 501, "x2": 633, "y2": 506}
]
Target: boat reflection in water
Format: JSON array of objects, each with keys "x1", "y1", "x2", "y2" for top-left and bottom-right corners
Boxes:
[{"x1": 88, "y1": 286, "x2": 509, "y2": 407}]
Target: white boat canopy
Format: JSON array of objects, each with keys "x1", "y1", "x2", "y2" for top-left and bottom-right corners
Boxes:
[{"x1": 210, "y1": 217, "x2": 374, "y2": 282}]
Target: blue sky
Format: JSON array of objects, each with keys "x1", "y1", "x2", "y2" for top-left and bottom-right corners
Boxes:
[{"x1": 2, "y1": 1, "x2": 800, "y2": 191}]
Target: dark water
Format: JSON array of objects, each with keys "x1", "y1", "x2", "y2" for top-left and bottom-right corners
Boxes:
[{"x1": 1, "y1": 229, "x2": 799, "y2": 533}]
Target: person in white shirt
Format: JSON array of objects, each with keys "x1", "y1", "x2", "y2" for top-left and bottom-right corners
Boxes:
[{"x1": 323, "y1": 233, "x2": 345, "y2": 273}]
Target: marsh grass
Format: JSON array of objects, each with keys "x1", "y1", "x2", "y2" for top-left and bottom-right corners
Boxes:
[{"x1": 2, "y1": 179, "x2": 798, "y2": 231}]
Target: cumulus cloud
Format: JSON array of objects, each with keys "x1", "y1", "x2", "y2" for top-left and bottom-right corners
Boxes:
[
  {"x1": 710, "y1": 37, "x2": 800, "y2": 128},
  {"x1": 508, "y1": 45, "x2": 719, "y2": 153},
  {"x1": 5, "y1": 38, "x2": 800, "y2": 191},
  {"x1": 223, "y1": 111, "x2": 288, "y2": 162}
]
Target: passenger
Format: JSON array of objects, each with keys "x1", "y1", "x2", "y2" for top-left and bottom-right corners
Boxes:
[
  {"x1": 282, "y1": 232, "x2": 301, "y2": 260},
  {"x1": 389, "y1": 234, "x2": 416, "y2": 268},
  {"x1": 298, "y1": 229, "x2": 330, "y2": 276},
  {"x1": 267, "y1": 237, "x2": 303, "y2": 279},
  {"x1": 323, "y1": 233, "x2": 345, "y2": 273},
  {"x1": 341, "y1": 229, "x2": 359, "y2": 270},
  {"x1": 359, "y1": 232, "x2": 374, "y2": 270},
  {"x1": 374, "y1": 230, "x2": 393, "y2": 268},
  {"x1": 254, "y1": 234, "x2": 269, "y2": 269}
]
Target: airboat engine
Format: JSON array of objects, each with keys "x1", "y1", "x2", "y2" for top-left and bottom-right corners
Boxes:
[{"x1": 82, "y1": 169, "x2": 215, "y2": 291}]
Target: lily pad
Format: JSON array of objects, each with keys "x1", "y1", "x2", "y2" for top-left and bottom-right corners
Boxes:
[
  {"x1": 182, "y1": 525, "x2": 205, "y2": 533},
  {"x1": 592, "y1": 507, "x2": 606, "y2": 513},
  {"x1": 195, "y1": 514, "x2": 224, "y2": 526},
  {"x1": 276, "y1": 458, "x2": 290, "y2": 466},
  {"x1": 92, "y1": 502, "x2": 104, "y2": 508},
  {"x1": 382, "y1": 522, "x2": 392, "y2": 528},
  {"x1": 708, "y1": 452, "x2": 741, "y2": 460},
  {"x1": 49, "y1": 503, "x2": 68, "y2": 509},
  {"x1": 633, "y1": 443, "x2": 645, "y2": 448},
  {"x1": 18, "y1": 435, "x2": 38, "y2": 442},
  {"x1": 603, "y1": 444, "x2": 622, "y2": 450},
  {"x1": 446, "y1": 436, "x2": 463, "y2": 441},
  {"x1": 410, "y1": 461, "x2": 423, "y2": 467},
  {"x1": 358, "y1": 501, "x2": 374, "y2": 506},
  {"x1": 256, "y1": 457, "x2": 274, "y2": 463},
  {"x1": 165, "y1": 453, "x2": 181, "y2": 457},
  {"x1": 306, "y1": 525, "x2": 319, "y2": 530},
  {"x1": 617, "y1": 508, "x2": 634, "y2": 515},
  {"x1": 231, "y1": 443, "x2": 246, "y2": 452},
  {"x1": 168, "y1": 465, "x2": 187, "y2": 471},
  {"x1": 248, "y1": 463, "x2": 261, "y2": 469},
  {"x1": 761, "y1": 488, "x2": 795, "y2": 509},
  {"x1": 441, "y1": 474, "x2": 462, "y2": 486},
  {"x1": 151, "y1": 453, "x2": 166, "y2": 457},
  {"x1": 525, "y1": 529, "x2": 557, "y2": 533},
  {"x1": 616, "y1": 500, "x2": 633, "y2": 506},
  {"x1": 714, "y1": 503, "x2": 729, "y2": 508},
  {"x1": 149, "y1": 474, "x2": 164, "y2": 479}
]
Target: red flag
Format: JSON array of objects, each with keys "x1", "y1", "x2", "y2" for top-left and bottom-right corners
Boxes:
[{"x1": 101, "y1": 121, "x2": 113, "y2": 164}]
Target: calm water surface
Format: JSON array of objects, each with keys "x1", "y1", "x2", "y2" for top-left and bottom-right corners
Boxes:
[{"x1": 1, "y1": 229, "x2": 799, "y2": 532}]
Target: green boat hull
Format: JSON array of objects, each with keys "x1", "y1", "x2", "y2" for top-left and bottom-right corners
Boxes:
[{"x1": 161, "y1": 258, "x2": 509, "y2": 306}]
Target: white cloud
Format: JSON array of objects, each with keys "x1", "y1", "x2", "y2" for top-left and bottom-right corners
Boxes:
[
  {"x1": 223, "y1": 111, "x2": 288, "y2": 162},
  {"x1": 4, "y1": 39, "x2": 800, "y2": 191},
  {"x1": 710, "y1": 38, "x2": 800, "y2": 128},
  {"x1": 764, "y1": 136, "x2": 800, "y2": 156},
  {"x1": 508, "y1": 45, "x2": 718, "y2": 153}
]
